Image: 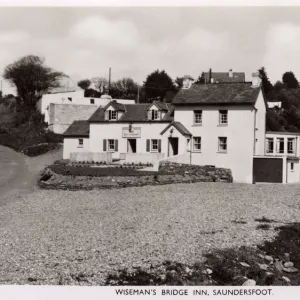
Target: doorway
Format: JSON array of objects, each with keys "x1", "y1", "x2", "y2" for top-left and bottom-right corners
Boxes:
[
  {"x1": 168, "y1": 137, "x2": 178, "y2": 156},
  {"x1": 127, "y1": 139, "x2": 137, "y2": 153}
]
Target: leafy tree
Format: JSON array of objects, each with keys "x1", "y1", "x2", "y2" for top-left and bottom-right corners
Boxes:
[
  {"x1": 3, "y1": 55, "x2": 63, "y2": 109},
  {"x1": 143, "y1": 69, "x2": 175, "y2": 102},
  {"x1": 77, "y1": 79, "x2": 91, "y2": 90},
  {"x1": 273, "y1": 81, "x2": 284, "y2": 92},
  {"x1": 195, "y1": 72, "x2": 205, "y2": 84},
  {"x1": 282, "y1": 71, "x2": 299, "y2": 89},
  {"x1": 84, "y1": 88, "x2": 101, "y2": 98},
  {"x1": 174, "y1": 77, "x2": 183, "y2": 89},
  {"x1": 258, "y1": 67, "x2": 273, "y2": 95}
]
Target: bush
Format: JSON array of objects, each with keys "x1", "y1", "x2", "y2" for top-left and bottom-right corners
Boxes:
[{"x1": 23, "y1": 143, "x2": 59, "y2": 157}]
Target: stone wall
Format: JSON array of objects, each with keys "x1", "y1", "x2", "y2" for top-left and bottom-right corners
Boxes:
[{"x1": 48, "y1": 103, "x2": 98, "y2": 134}]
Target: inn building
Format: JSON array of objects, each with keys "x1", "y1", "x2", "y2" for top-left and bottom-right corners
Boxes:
[{"x1": 63, "y1": 71, "x2": 269, "y2": 183}]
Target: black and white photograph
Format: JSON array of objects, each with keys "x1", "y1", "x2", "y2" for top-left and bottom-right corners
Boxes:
[{"x1": 0, "y1": 1, "x2": 300, "y2": 297}]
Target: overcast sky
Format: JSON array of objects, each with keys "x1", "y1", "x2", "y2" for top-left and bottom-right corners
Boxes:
[{"x1": 1, "y1": 6, "x2": 300, "y2": 94}]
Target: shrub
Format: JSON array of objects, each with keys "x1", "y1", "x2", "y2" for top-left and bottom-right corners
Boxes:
[{"x1": 23, "y1": 143, "x2": 59, "y2": 157}]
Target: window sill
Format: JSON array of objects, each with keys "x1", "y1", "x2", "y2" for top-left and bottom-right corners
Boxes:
[
  {"x1": 217, "y1": 151, "x2": 227, "y2": 154},
  {"x1": 192, "y1": 151, "x2": 202, "y2": 153},
  {"x1": 217, "y1": 124, "x2": 228, "y2": 127},
  {"x1": 77, "y1": 146, "x2": 84, "y2": 148},
  {"x1": 150, "y1": 150, "x2": 159, "y2": 153},
  {"x1": 192, "y1": 124, "x2": 202, "y2": 127}
]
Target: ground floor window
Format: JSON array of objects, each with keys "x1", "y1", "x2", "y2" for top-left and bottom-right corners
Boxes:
[
  {"x1": 78, "y1": 138, "x2": 83, "y2": 147},
  {"x1": 266, "y1": 138, "x2": 274, "y2": 153},
  {"x1": 218, "y1": 137, "x2": 227, "y2": 152},
  {"x1": 103, "y1": 139, "x2": 118, "y2": 152},
  {"x1": 291, "y1": 162, "x2": 294, "y2": 171},
  {"x1": 193, "y1": 137, "x2": 201, "y2": 151},
  {"x1": 146, "y1": 139, "x2": 161, "y2": 153},
  {"x1": 276, "y1": 138, "x2": 284, "y2": 154}
]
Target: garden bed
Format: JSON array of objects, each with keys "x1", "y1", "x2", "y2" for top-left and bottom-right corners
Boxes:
[{"x1": 38, "y1": 161, "x2": 233, "y2": 190}]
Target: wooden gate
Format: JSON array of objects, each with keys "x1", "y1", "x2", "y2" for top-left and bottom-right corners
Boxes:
[{"x1": 253, "y1": 157, "x2": 283, "y2": 183}]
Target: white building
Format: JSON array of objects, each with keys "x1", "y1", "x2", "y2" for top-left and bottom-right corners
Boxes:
[{"x1": 63, "y1": 72, "x2": 267, "y2": 184}]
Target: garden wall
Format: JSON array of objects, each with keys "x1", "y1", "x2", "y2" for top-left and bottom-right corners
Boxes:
[{"x1": 70, "y1": 152, "x2": 112, "y2": 163}]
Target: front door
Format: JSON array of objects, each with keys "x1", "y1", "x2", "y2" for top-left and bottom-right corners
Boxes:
[
  {"x1": 168, "y1": 137, "x2": 178, "y2": 156},
  {"x1": 127, "y1": 139, "x2": 137, "y2": 153}
]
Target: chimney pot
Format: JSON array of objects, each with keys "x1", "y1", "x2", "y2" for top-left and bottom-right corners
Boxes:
[
  {"x1": 251, "y1": 71, "x2": 261, "y2": 88},
  {"x1": 229, "y1": 69, "x2": 233, "y2": 78}
]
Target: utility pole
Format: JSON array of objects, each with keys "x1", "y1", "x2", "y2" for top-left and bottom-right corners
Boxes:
[
  {"x1": 108, "y1": 67, "x2": 111, "y2": 95},
  {"x1": 137, "y1": 86, "x2": 140, "y2": 103}
]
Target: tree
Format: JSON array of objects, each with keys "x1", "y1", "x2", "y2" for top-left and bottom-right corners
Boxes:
[
  {"x1": 143, "y1": 69, "x2": 175, "y2": 102},
  {"x1": 111, "y1": 77, "x2": 138, "y2": 99},
  {"x1": 273, "y1": 81, "x2": 284, "y2": 92},
  {"x1": 195, "y1": 72, "x2": 205, "y2": 84},
  {"x1": 282, "y1": 71, "x2": 299, "y2": 89},
  {"x1": 258, "y1": 67, "x2": 273, "y2": 96},
  {"x1": 3, "y1": 55, "x2": 63, "y2": 109},
  {"x1": 77, "y1": 79, "x2": 91, "y2": 90},
  {"x1": 91, "y1": 77, "x2": 108, "y2": 94}
]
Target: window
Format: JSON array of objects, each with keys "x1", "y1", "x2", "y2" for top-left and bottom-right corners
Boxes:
[
  {"x1": 78, "y1": 138, "x2": 83, "y2": 147},
  {"x1": 194, "y1": 110, "x2": 202, "y2": 125},
  {"x1": 193, "y1": 137, "x2": 201, "y2": 151},
  {"x1": 108, "y1": 139, "x2": 115, "y2": 151},
  {"x1": 68, "y1": 97, "x2": 72, "y2": 102},
  {"x1": 90, "y1": 99, "x2": 95, "y2": 104},
  {"x1": 266, "y1": 138, "x2": 274, "y2": 154},
  {"x1": 291, "y1": 162, "x2": 294, "y2": 171},
  {"x1": 276, "y1": 138, "x2": 284, "y2": 154},
  {"x1": 219, "y1": 110, "x2": 228, "y2": 125},
  {"x1": 218, "y1": 137, "x2": 227, "y2": 152},
  {"x1": 151, "y1": 139, "x2": 158, "y2": 152},
  {"x1": 108, "y1": 110, "x2": 117, "y2": 120},
  {"x1": 288, "y1": 138, "x2": 295, "y2": 154},
  {"x1": 152, "y1": 110, "x2": 159, "y2": 120}
]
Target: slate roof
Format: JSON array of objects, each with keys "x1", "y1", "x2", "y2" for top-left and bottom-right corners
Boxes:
[
  {"x1": 161, "y1": 121, "x2": 192, "y2": 136},
  {"x1": 104, "y1": 100, "x2": 126, "y2": 111},
  {"x1": 172, "y1": 83, "x2": 261, "y2": 105},
  {"x1": 204, "y1": 72, "x2": 245, "y2": 83},
  {"x1": 89, "y1": 102, "x2": 174, "y2": 123},
  {"x1": 63, "y1": 120, "x2": 89, "y2": 137}
]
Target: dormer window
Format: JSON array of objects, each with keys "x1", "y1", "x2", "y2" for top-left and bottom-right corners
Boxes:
[
  {"x1": 108, "y1": 110, "x2": 117, "y2": 121},
  {"x1": 148, "y1": 109, "x2": 161, "y2": 120}
]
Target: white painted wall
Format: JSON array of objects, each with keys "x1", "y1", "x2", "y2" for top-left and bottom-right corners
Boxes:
[
  {"x1": 174, "y1": 105, "x2": 256, "y2": 183},
  {"x1": 89, "y1": 122, "x2": 174, "y2": 160},
  {"x1": 63, "y1": 137, "x2": 90, "y2": 159},
  {"x1": 254, "y1": 90, "x2": 267, "y2": 156}
]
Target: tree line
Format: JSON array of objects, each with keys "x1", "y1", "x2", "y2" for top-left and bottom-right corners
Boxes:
[{"x1": 2, "y1": 54, "x2": 300, "y2": 132}]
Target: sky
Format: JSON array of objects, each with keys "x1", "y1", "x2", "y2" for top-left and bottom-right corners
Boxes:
[{"x1": 1, "y1": 6, "x2": 300, "y2": 94}]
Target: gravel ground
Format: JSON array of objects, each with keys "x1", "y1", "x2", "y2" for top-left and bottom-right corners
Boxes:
[{"x1": 0, "y1": 182, "x2": 299, "y2": 285}]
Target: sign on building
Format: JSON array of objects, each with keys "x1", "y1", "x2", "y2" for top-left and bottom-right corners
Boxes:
[{"x1": 122, "y1": 127, "x2": 141, "y2": 138}]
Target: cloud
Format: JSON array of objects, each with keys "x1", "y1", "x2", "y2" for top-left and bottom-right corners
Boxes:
[
  {"x1": 262, "y1": 23, "x2": 300, "y2": 83},
  {"x1": 69, "y1": 16, "x2": 140, "y2": 51},
  {"x1": 0, "y1": 31, "x2": 30, "y2": 43}
]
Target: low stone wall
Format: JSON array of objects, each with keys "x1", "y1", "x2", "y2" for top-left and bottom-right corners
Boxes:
[
  {"x1": 70, "y1": 152, "x2": 112, "y2": 163},
  {"x1": 159, "y1": 161, "x2": 233, "y2": 182},
  {"x1": 38, "y1": 162, "x2": 233, "y2": 190},
  {"x1": 125, "y1": 152, "x2": 165, "y2": 164}
]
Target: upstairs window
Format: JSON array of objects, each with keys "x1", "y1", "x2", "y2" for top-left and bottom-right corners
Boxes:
[
  {"x1": 288, "y1": 138, "x2": 295, "y2": 154},
  {"x1": 108, "y1": 110, "x2": 117, "y2": 121},
  {"x1": 194, "y1": 110, "x2": 202, "y2": 125},
  {"x1": 219, "y1": 110, "x2": 228, "y2": 125},
  {"x1": 276, "y1": 138, "x2": 284, "y2": 154},
  {"x1": 266, "y1": 138, "x2": 274, "y2": 154},
  {"x1": 148, "y1": 109, "x2": 161, "y2": 120},
  {"x1": 218, "y1": 137, "x2": 227, "y2": 152}
]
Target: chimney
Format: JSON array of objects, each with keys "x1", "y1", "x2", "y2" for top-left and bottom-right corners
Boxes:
[
  {"x1": 182, "y1": 75, "x2": 194, "y2": 89},
  {"x1": 229, "y1": 69, "x2": 233, "y2": 78},
  {"x1": 251, "y1": 72, "x2": 261, "y2": 88}
]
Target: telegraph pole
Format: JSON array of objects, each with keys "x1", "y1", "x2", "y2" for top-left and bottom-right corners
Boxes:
[
  {"x1": 108, "y1": 67, "x2": 111, "y2": 94},
  {"x1": 137, "y1": 86, "x2": 140, "y2": 103}
]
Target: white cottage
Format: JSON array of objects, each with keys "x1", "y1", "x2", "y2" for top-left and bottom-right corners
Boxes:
[{"x1": 63, "y1": 72, "x2": 267, "y2": 183}]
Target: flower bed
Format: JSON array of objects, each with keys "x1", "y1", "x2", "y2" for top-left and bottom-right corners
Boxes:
[{"x1": 38, "y1": 162, "x2": 233, "y2": 190}]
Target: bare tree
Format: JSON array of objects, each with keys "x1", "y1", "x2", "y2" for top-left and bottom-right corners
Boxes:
[{"x1": 91, "y1": 77, "x2": 108, "y2": 94}]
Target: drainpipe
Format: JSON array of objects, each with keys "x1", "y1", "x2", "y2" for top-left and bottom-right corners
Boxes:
[{"x1": 190, "y1": 136, "x2": 192, "y2": 165}]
